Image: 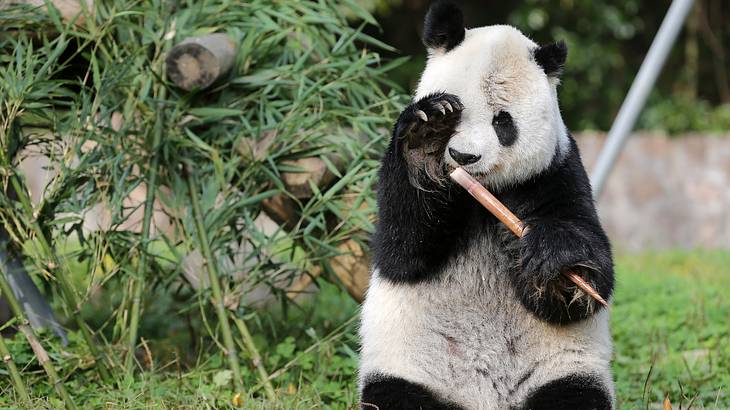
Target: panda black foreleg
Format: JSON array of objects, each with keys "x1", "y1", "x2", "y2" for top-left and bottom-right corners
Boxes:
[
  {"x1": 361, "y1": 374, "x2": 465, "y2": 410},
  {"x1": 520, "y1": 374, "x2": 612, "y2": 410},
  {"x1": 512, "y1": 218, "x2": 614, "y2": 325},
  {"x1": 372, "y1": 93, "x2": 471, "y2": 283},
  {"x1": 506, "y1": 141, "x2": 614, "y2": 325}
]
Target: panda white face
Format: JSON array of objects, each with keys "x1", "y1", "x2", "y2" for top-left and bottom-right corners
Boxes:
[{"x1": 415, "y1": 25, "x2": 569, "y2": 190}]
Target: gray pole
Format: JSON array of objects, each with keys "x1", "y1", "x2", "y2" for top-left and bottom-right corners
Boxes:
[
  {"x1": 590, "y1": 0, "x2": 694, "y2": 197},
  {"x1": 1, "y1": 231, "x2": 67, "y2": 343}
]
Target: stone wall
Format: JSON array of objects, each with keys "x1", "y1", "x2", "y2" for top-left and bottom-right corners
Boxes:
[{"x1": 576, "y1": 132, "x2": 730, "y2": 251}]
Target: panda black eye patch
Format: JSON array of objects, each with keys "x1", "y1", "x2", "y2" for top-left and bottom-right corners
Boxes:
[{"x1": 492, "y1": 111, "x2": 518, "y2": 147}]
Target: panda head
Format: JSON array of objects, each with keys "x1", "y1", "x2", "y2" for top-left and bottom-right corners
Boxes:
[{"x1": 417, "y1": 1, "x2": 570, "y2": 189}]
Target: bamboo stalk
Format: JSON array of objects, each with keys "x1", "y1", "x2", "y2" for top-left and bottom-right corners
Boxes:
[
  {"x1": 17, "y1": 325, "x2": 76, "y2": 409},
  {"x1": 232, "y1": 315, "x2": 276, "y2": 401},
  {"x1": 450, "y1": 167, "x2": 608, "y2": 307},
  {"x1": 0, "y1": 266, "x2": 76, "y2": 410},
  {"x1": 0, "y1": 331, "x2": 31, "y2": 406},
  {"x1": 186, "y1": 169, "x2": 244, "y2": 393},
  {"x1": 125, "y1": 85, "x2": 167, "y2": 375},
  {"x1": 6, "y1": 175, "x2": 113, "y2": 381}
]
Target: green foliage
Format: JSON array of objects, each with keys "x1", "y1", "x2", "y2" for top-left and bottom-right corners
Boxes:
[
  {"x1": 0, "y1": 282, "x2": 361, "y2": 408},
  {"x1": 509, "y1": 0, "x2": 647, "y2": 130},
  {"x1": 611, "y1": 250, "x2": 730, "y2": 408},
  {"x1": 0, "y1": 0, "x2": 403, "y2": 404},
  {"x1": 639, "y1": 96, "x2": 730, "y2": 134}
]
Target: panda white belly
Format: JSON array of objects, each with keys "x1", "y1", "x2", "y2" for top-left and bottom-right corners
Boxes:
[{"x1": 359, "y1": 228, "x2": 614, "y2": 409}]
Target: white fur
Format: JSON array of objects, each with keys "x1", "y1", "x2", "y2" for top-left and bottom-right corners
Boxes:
[
  {"x1": 415, "y1": 25, "x2": 569, "y2": 190},
  {"x1": 360, "y1": 226, "x2": 614, "y2": 408}
]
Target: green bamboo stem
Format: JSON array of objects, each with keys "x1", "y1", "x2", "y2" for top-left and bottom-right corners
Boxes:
[
  {"x1": 7, "y1": 175, "x2": 112, "y2": 383},
  {"x1": 0, "y1": 267, "x2": 76, "y2": 410},
  {"x1": 125, "y1": 86, "x2": 167, "y2": 375},
  {"x1": 186, "y1": 169, "x2": 244, "y2": 393},
  {"x1": 17, "y1": 325, "x2": 76, "y2": 410},
  {"x1": 0, "y1": 331, "x2": 32, "y2": 406},
  {"x1": 233, "y1": 315, "x2": 276, "y2": 400}
]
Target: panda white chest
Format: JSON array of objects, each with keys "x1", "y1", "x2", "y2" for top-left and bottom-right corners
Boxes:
[{"x1": 359, "y1": 225, "x2": 613, "y2": 409}]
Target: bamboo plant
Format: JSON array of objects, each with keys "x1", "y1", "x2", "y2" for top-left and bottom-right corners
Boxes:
[{"x1": 0, "y1": 0, "x2": 405, "y2": 404}]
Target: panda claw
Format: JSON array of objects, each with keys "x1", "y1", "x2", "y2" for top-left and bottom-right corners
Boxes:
[
  {"x1": 416, "y1": 110, "x2": 428, "y2": 122},
  {"x1": 436, "y1": 104, "x2": 446, "y2": 115},
  {"x1": 443, "y1": 102, "x2": 453, "y2": 113}
]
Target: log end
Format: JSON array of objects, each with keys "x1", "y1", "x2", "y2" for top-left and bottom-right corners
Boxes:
[{"x1": 166, "y1": 43, "x2": 220, "y2": 91}]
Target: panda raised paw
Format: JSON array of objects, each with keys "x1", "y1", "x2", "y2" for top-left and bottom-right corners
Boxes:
[
  {"x1": 395, "y1": 92, "x2": 463, "y2": 143},
  {"x1": 394, "y1": 93, "x2": 463, "y2": 185},
  {"x1": 412, "y1": 95, "x2": 462, "y2": 122}
]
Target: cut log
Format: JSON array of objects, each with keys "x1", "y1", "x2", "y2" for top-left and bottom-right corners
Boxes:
[
  {"x1": 284, "y1": 239, "x2": 370, "y2": 303},
  {"x1": 260, "y1": 154, "x2": 345, "y2": 227},
  {"x1": 285, "y1": 267, "x2": 321, "y2": 300},
  {"x1": 261, "y1": 195, "x2": 298, "y2": 230},
  {"x1": 282, "y1": 157, "x2": 341, "y2": 199},
  {"x1": 166, "y1": 33, "x2": 236, "y2": 91},
  {"x1": 328, "y1": 240, "x2": 370, "y2": 303}
]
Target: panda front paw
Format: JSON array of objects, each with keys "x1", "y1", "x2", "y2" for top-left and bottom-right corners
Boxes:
[
  {"x1": 394, "y1": 93, "x2": 463, "y2": 185},
  {"x1": 512, "y1": 222, "x2": 613, "y2": 324}
]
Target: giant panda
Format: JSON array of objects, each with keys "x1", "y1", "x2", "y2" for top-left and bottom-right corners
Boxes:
[{"x1": 358, "y1": 2, "x2": 616, "y2": 409}]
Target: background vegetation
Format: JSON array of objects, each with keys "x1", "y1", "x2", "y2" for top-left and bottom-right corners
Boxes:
[
  {"x1": 1, "y1": 0, "x2": 729, "y2": 409},
  {"x1": 366, "y1": 0, "x2": 730, "y2": 133},
  {"x1": 1, "y1": 0, "x2": 401, "y2": 407}
]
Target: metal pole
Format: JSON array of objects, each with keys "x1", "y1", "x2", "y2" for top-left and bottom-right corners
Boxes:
[
  {"x1": 591, "y1": 0, "x2": 694, "y2": 198},
  {"x1": 1, "y1": 229, "x2": 67, "y2": 344}
]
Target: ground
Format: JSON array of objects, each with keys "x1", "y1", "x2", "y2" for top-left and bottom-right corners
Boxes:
[{"x1": 0, "y1": 250, "x2": 728, "y2": 409}]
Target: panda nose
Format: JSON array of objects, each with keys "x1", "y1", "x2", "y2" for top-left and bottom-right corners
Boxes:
[{"x1": 449, "y1": 148, "x2": 481, "y2": 165}]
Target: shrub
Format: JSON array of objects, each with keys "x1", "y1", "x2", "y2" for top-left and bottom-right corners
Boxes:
[{"x1": 0, "y1": 0, "x2": 404, "y2": 404}]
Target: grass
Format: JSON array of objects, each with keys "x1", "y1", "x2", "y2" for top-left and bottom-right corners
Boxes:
[
  {"x1": 1, "y1": 249, "x2": 728, "y2": 409},
  {"x1": 612, "y1": 250, "x2": 730, "y2": 408}
]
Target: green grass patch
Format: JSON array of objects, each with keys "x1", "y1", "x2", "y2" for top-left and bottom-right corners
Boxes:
[
  {"x1": 612, "y1": 250, "x2": 730, "y2": 408},
  {"x1": 2, "y1": 250, "x2": 728, "y2": 408}
]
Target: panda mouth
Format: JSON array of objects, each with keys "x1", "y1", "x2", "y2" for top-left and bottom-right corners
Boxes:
[{"x1": 446, "y1": 162, "x2": 502, "y2": 177}]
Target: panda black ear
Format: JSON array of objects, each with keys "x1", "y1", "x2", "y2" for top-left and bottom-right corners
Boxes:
[
  {"x1": 534, "y1": 41, "x2": 568, "y2": 77},
  {"x1": 422, "y1": 1, "x2": 465, "y2": 52}
]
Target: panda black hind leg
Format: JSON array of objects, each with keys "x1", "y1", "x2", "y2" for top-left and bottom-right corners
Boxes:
[
  {"x1": 520, "y1": 374, "x2": 612, "y2": 410},
  {"x1": 361, "y1": 375, "x2": 465, "y2": 410}
]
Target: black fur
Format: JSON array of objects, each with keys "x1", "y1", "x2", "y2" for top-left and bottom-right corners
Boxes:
[
  {"x1": 397, "y1": 92, "x2": 464, "y2": 187},
  {"x1": 373, "y1": 95, "x2": 613, "y2": 323},
  {"x1": 534, "y1": 41, "x2": 568, "y2": 77},
  {"x1": 521, "y1": 374, "x2": 612, "y2": 410},
  {"x1": 372, "y1": 93, "x2": 471, "y2": 282},
  {"x1": 502, "y1": 138, "x2": 614, "y2": 324},
  {"x1": 493, "y1": 111, "x2": 518, "y2": 147},
  {"x1": 423, "y1": 1, "x2": 465, "y2": 51},
  {"x1": 361, "y1": 374, "x2": 465, "y2": 410}
]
